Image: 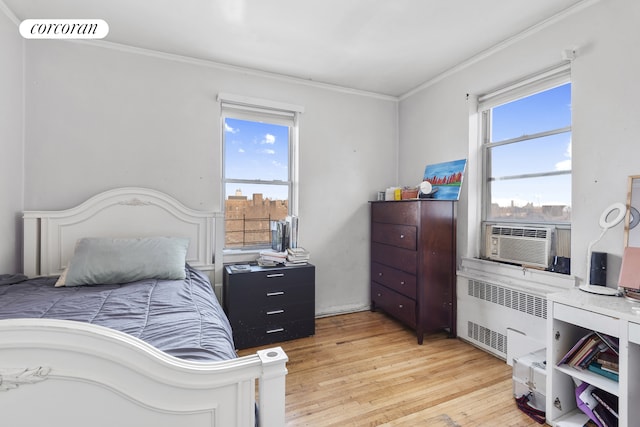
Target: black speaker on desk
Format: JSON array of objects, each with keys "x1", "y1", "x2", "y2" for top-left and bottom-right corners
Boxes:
[
  {"x1": 590, "y1": 251, "x2": 607, "y2": 286},
  {"x1": 551, "y1": 256, "x2": 571, "y2": 275}
]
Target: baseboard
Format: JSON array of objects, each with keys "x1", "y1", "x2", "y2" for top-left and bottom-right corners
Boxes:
[{"x1": 315, "y1": 304, "x2": 371, "y2": 318}]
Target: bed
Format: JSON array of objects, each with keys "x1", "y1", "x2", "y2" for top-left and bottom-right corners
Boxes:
[{"x1": 0, "y1": 187, "x2": 288, "y2": 427}]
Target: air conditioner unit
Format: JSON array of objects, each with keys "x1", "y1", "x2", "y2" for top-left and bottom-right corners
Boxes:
[{"x1": 486, "y1": 225, "x2": 555, "y2": 269}]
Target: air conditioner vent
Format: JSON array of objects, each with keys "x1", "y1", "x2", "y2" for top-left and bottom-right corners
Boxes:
[
  {"x1": 487, "y1": 225, "x2": 554, "y2": 268},
  {"x1": 491, "y1": 226, "x2": 548, "y2": 239}
]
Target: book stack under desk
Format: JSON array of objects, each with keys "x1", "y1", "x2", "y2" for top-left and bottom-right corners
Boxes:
[
  {"x1": 556, "y1": 330, "x2": 620, "y2": 426},
  {"x1": 556, "y1": 330, "x2": 620, "y2": 396},
  {"x1": 546, "y1": 289, "x2": 640, "y2": 427}
]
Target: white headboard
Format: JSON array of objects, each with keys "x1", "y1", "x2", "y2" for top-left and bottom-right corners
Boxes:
[{"x1": 23, "y1": 187, "x2": 223, "y2": 280}]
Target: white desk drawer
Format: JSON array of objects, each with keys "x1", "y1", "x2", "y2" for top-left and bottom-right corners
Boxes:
[
  {"x1": 553, "y1": 303, "x2": 619, "y2": 337},
  {"x1": 630, "y1": 321, "x2": 640, "y2": 345}
]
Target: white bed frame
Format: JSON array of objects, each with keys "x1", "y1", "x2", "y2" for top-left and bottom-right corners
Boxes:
[{"x1": 0, "y1": 187, "x2": 288, "y2": 427}]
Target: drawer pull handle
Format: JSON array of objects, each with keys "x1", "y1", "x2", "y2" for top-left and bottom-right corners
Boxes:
[
  {"x1": 400, "y1": 281, "x2": 405, "y2": 285},
  {"x1": 378, "y1": 272, "x2": 383, "y2": 277},
  {"x1": 267, "y1": 309, "x2": 285, "y2": 315},
  {"x1": 377, "y1": 293, "x2": 382, "y2": 297},
  {"x1": 266, "y1": 273, "x2": 285, "y2": 278},
  {"x1": 266, "y1": 328, "x2": 284, "y2": 334},
  {"x1": 398, "y1": 304, "x2": 404, "y2": 309},
  {"x1": 400, "y1": 234, "x2": 405, "y2": 239},
  {"x1": 267, "y1": 291, "x2": 285, "y2": 297}
]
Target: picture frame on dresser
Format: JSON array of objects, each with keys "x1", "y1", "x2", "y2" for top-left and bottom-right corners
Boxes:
[{"x1": 369, "y1": 199, "x2": 457, "y2": 344}]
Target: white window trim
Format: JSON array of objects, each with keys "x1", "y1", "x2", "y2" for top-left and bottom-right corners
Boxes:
[
  {"x1": 476, "y1": 64, "x2": 572, "y2": 263},
  {"x1": 218, "y1": 93, "x2": 302, "y2": 256},
  {"x1": 477, "y1": 63, "x2": 570, "y2": 111},
  {"x1": 217, "y1": 93, "x2": 304, "y2": 114},
  {"x1": 478, "y1": 63, "x2": 571, "y2": 224}
]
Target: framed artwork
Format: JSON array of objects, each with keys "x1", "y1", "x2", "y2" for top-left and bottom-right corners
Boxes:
[{"x1": 422, "y1": 158, "x2": 467, "y2": 201}]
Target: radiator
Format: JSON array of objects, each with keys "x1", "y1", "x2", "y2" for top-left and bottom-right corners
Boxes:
[
  {"x1": 456, "y1": 258, "x2": 575, "y2": 363},
  {"x1": 458, "y1": 277, "x2": 546, "y2": 361}
]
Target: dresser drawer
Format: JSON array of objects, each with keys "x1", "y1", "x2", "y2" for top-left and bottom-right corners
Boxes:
[
  {"x1": 371, "y1": 222, "x2": 417, "y2": 250},
  {"x1": 371, "y1": 282, "x2": 416, "y2": 328},
  {"x1": 371, "y1": 242, "x2": 417, "y2": 274},
  {"x1": 371, "y1": 201, "x2": 418, "y2": 225},
  {"x1": 371, "y1": 262, "x2": 416, "y2": 299}
]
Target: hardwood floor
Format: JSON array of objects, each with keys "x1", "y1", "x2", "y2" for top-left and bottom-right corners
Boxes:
[{"x1": 238, "y1": 310, "x2": 544, "y2": 426}]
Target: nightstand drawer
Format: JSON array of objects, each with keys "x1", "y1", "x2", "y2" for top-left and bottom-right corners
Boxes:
[
  {"x1": 227, "y1": 266, "x2": 313, "y2": 293},
  {"x1": 229, "y1": 299, "x2": 314, "y2": 329},
  {"x1": 371, "y1": 282, "x2": 416, "y2": 328},
  {"x1": 227, "y1": 280, "x2": 313, "y2": 315},
  {"x1": 371, "y1": 222, "x2": 417, "y2": 250},
  {"x1": 233, "y1": 318, "x2": 315, "y2": 349},
  {"x1": 371, "y1": 262, "x2": 416, "y2": 299}
]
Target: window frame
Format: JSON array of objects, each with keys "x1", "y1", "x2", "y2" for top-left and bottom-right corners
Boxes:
[
  {"x1": 478, "y1": 64, "x2": 572, "y2": 228},
  {"x1": 218, "y1": 94, "x2": 303, "y2": 253}
]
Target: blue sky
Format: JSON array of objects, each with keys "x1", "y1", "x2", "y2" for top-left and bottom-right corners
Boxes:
[
  {"x1": 489, "y1": 83, "x2": 572, "y2": 208},
  {"x1": 224, "y1": 117, "x2": 290, "y2": 200},
  {"x1": 224, "y1": 83, "x2": 572, "y2": 208}
]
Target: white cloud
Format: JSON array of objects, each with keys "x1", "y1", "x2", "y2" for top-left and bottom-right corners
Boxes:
[
  {"x1": 238, "y1": 148, "x2": 245, "y2": 153},
  {"x1": 555, "y1": 138, "x2": 572, "y2": 171},
  {"x1": 262, "y1": 133, "x2": 276, "y2": 144},
  {"x1": 556, "y1": 159, "x2": 571, "y2": 170},
  {"x1": 225, "y1": 122, "x2": 238, "y2": 134},
  {"x1": 262, "y1": 148, "x2": 275, "y2": 155}
]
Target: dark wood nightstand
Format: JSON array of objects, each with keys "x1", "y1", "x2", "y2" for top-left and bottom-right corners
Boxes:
[{"x1": 223, "y1": 263, "x2": 315, "y2": 350}]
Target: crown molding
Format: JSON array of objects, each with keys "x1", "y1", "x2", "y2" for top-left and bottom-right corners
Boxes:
[
  {"x1": 400, "y1": 0, "x2": 602, "y2": 100},
  {"x1": 73, "y1": 39, "x2": 399, "y2": 102}
]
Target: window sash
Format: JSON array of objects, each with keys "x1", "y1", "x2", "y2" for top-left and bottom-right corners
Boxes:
[
  {"x1": 480, "y1": 66, "x2": 571, "y2": 226},
  {"x1": 220, "y1": 94, "x2": 301, "y2": 251},
  {"x1": 477, "y1": 63, "x2": 570, "y2": 112}
]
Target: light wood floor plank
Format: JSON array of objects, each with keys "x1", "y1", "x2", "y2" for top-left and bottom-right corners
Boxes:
[{"x1": 239, "y1": 310, "x2": 544, "y2": 426}]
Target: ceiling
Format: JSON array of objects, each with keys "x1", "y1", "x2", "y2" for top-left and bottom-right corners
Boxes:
[{"x1": 3, "y1": 0, "x2": 587, "y2": 97}]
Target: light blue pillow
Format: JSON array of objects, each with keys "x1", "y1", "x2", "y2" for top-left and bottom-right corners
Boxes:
[{"x1": 63, "y1": 237, "x2": 190, "y2": 287}]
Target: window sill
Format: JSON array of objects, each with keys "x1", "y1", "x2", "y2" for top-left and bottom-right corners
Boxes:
[
  {"x1": 222, "y1": 248, "x2": 261, "y2": 264},
  {"x1": 457, "y1": 257, "x2": 577, "y2": 295}
]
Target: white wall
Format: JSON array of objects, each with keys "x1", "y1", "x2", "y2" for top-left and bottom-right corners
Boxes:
[
  {"x1": 21, "y1": 40, "x2": 398, "y2": 316},
  {"x1": 0, "y1": 10, "x2": 23, "y2": 273},
  {"x1": 8, "y1": 0, "x2": 638, "y2": 312},
  {"x1": 400, "y1": 0, "x2": 640, "y2": 287}
]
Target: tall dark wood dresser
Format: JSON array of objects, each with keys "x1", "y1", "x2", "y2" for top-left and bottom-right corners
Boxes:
[{"x1": 370, "y1": 200, "x2": 456, "y2": 344}]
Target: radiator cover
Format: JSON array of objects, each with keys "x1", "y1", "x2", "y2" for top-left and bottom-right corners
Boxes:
[{"x1": 456, "y1": 258, "x2": 575, "y2": 361}]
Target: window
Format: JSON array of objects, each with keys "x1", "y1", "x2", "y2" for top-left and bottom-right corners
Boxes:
[
  {"x1": 479, "y1": 66, "x2": 572, "y2": 226},
  {"x1": 219, "y1": 94, "x2": 302, "y2": 250}
]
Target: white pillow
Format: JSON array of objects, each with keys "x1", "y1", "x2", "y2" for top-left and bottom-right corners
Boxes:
[{"x1": 60, "y1": 237, "x2": 190, "y2": 287}]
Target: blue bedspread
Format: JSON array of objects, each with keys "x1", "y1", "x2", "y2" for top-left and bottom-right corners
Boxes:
[{"x1": 0, "y1": 265, "x2": 237, "y2": 362}]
